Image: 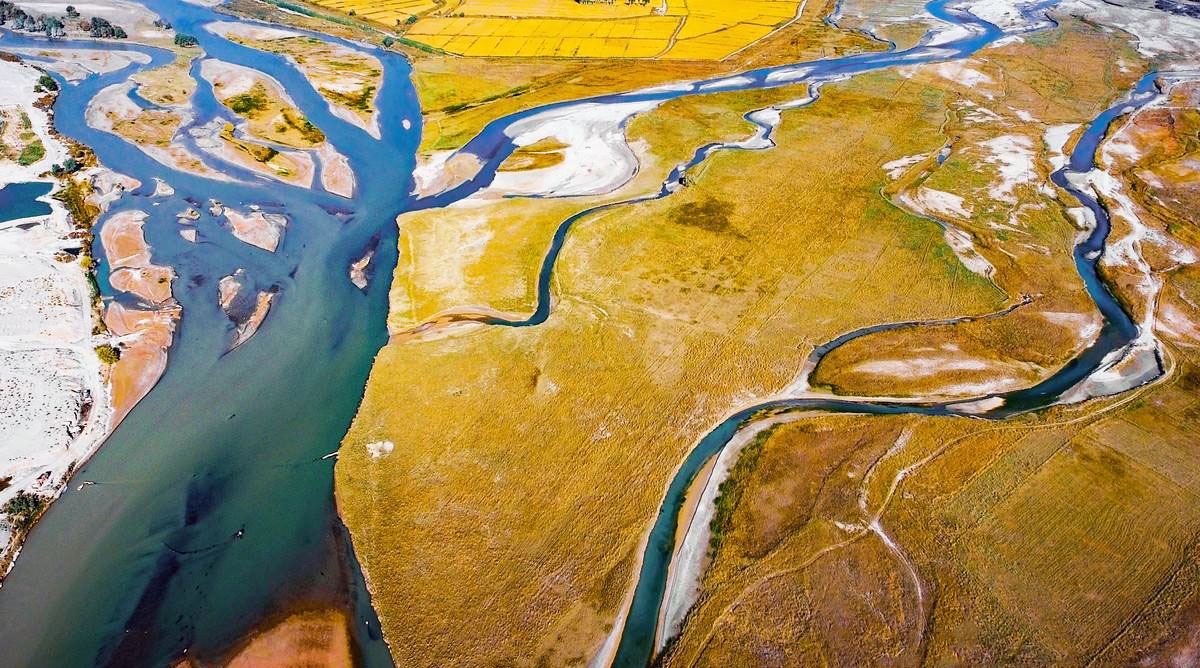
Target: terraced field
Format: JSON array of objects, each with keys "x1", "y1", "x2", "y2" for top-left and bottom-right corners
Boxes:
[{"x1": 311, "y1": 0, "x2": 808, "y2": 59}]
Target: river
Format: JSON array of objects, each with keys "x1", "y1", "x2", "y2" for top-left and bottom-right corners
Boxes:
[{"x1": 0, "y1": 0, "x2": 1160, "y2": 666}]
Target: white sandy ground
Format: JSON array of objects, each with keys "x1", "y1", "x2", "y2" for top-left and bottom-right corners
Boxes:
[
  {"x1": 349, "y1": 248, "x2": 374, "y2": 290},
  {"x1": 230, "y1": 291, "x2": 273, "y2": 351},
  {"x1": 979, "y1": 133, "x2": 1036, "y2": 202},
  {"x1": 0, "y1": 59, "x2": 111, "y2": 576},
  {"x1": 86, "y1": 81, "x2": 232, "y2": 182},
  {"x1": 4, "y1": 47, "x2": 150, "y2": 82},
  {"x1": 205, "y1": 21, "x2": 383, "y2": 139},
  {"x1": 486, "y1": 100, "x2": 664, "y2": 198},
  {"x1": 152, "y1": 177, "x2": 174, "y2": 198},
  {"x1": 656, "y1": 414, "x2": 807, "y2": 651},
  {"x1": 189, "y1": 117, "x2": 314, "y2": 188},
  {"x1": 16, "y1": 0, "x2": 166, "y2": 41},
  {"x1": 365, "y1": 440, "x2": 394, "y2": 459},
  {"x1": 1058, "y1": 77, "x2": 1200, "y2": 401},
  {"x1": 1063, "y1": 0, "x2": 1200, "y2": 60},
  {"x1": 881, "y1": 152, "x2": 929, "y2": 179},
  {"x1": 200, "y1": 57, "x2": 289, "y2": 102},
  {"x1": 217, "y1": 270, "x2": 272, "y2": 350},
  {"x1": 892, "y1": 186, "x2": 996, "y2": 278},
  {"x1": 1044, "y1": 123, "x2": 1079, "y2": 170},
  {"x1": 410, "y1": 150, "x2": 483, "y2": 199},
  {"x1": 316, "y1": 141, "x2": 354, "y2": 198},
  {"x1": 222, "y1": 208, "x2": 288, "y2": 253}
]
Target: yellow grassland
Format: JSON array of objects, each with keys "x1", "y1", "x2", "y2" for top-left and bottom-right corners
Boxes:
[
  {"x1": 660, "y1": 346, "x2": 1200, "y2": 665},
  {"x1": 808, "y1": 20, "x2": 1147, "y2": 398},
  {"x1": 407, "y1": 0, "x2": 876, "y2": 152},
  {"x1": 336, "y1": 69, "x2": 1018, "y2": 666},
  {"x1": 130, "y1": 51, "x2": 198, "y2": 106},
  {"x1": 209, "y1": 77, "x2": 327, "y2": 149},
  {"x1": 222, "y1": 33, "x2": 382, "y2": 128},
  {"x1": 658, "y1": 23, "x2": 1200, "y2": 667},
  {"x1": 312, "y1": 0, "x2": 814, "y2": 60}
]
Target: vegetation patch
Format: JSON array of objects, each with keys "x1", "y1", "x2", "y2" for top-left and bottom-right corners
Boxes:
[
  {"x1": 708, "y1": 427, "x2": 770, "y2": 557},
  {"x1": 226, "y1": 83, "x2": 271, "y2": 116},
  {"x1": 16, "y1": 139, "x2": 44, "y2": 165},
  {"x1": 2, "y1": 491, "x2": 49, "y2": 530}
]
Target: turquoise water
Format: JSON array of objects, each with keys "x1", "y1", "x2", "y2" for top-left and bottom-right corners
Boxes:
[
  {"x1": 0, "y1": 181, "x2": 52, "y2": 222},
  {"x1": 0, "y1": 6, "x2": 417, "y2": 665}
]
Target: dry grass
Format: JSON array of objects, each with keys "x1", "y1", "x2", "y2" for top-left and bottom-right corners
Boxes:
[
  {"x1": 389, "y1": 86, "x2": 789, "y2": 333},
  {"x1": 206, "y1": 70, "x2": 326, "y2": 149},
  {"x1": 809, "y1": 20, "x2": 1147, "y2": 398},
  {"x1": 130, "y1": 51, "x2": 197, "y2": 106},
  {"x1": 337, "y1": 70, "x2": 1008, "y2": 666},
  {"x1": 656, "y1": 24, "x2": 1200, "y2": 668},
  {"x1": 223, "y1": 33, "x2": 382, "y2": 129}
]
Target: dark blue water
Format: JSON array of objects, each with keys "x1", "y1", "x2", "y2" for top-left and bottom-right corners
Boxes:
[{"x1": 0, "y1": 181, "x2": 52, "y2": 222}]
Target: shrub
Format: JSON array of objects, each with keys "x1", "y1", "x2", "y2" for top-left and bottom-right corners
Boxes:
[
  {"x1": 95, "y1": 343, "x2": 120, "y2": 364},
  {"x1": 227, "y1": 84, "x2": 269, "y2": 115},
  {"x1": 174, "y1": 33, "x2": 198, "y2": 48},
  {"x1": 3, "y1": 491, "x2": 49, "y2": 529},
  {"x1": 17, "y1": 141, "x2": 44, "y2": 166},
  {"x1": 37, "y1": 74, "x2": 58, "y2": 92}
]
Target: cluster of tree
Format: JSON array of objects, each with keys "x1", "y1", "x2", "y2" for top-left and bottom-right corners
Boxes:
[
  {"x1": 0, "y1": 2, "x2": 127, "y2": 39},
  {"x1": 82, "y1": 16, "x2": 127, "y2": 39},
  {"x1": 2, "y1": 491, "x2": 48, "y2": 530},
  {"x1": 94, "y1": 343, "x2": 121, "y2": 365},
  {"x1": 50, "y1": 157, "x2": 82, "y2": 176},
  {"x1": 174, "y1": 33, "x2": 199, "y2": 48},
  {"x1": 0, "y1": 3, "x2": 65, "y2": 37},
  {"x1": 153, "y1": 17, "x2": 172, "y2": 30},
  {"x1": 35, "y1": 73, "x2": 58, "y2": 93}
]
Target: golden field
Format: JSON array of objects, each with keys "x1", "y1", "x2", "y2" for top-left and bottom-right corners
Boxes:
[
  {"x1": 227, "y1": 0, "x2": 877, "y2": 154},
  {"x1": 326, "y1": 9, "x2": 1200, "y2": 666},
  {"x1": 336, "y1": 68, "x2": 1023, "y2": 665},
  {"x1": 207, "y1": 0, "x2": 1200, "y2": 664},
  {"x1": 660, "y1": 25, "x2": 1200, "y2": 668},
  {"x1": 808, "y1": 21, "x2": 1147, "y2": 399},
  {"x1": 312, "y1": 0, "x2": 810, "y2": 59}
]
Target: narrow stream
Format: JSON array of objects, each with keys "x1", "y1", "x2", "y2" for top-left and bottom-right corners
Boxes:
[
  {"x1": 0, "y1": 1, "x2": 1160, "y2": 667},
  {"x1": 608, "y1": 69, "x2": 1164, "y2": 668}
]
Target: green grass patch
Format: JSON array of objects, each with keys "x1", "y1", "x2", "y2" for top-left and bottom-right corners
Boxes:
[
  {"x1": 709, "y1": 427, "x2": 773, "y2": 558},
  {"x1": 319, "y1": 85, "x2": 375, "y2": 112},
  {"x1": 17, "y1": 140, "x2": 44, "y2": 166},
  {"x1": 3, "y1": 491, "x2": 49, "y2": 530},
  {"x1": 226, "y1": 83, "x2": 270, "y2": 116}
]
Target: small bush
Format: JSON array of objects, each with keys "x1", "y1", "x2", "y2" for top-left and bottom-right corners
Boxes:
[
  {"x1": 3, "y1": 491, "x2": 49, "y2": 529},
  {"x1": 95, "y1": 343, "x2": 120, "y2": 364},
  {"x1": 227, "y1": 84, "x2": 269, "y2": 116},
  {"x1": 17, "y1": 140, "x2": 44, "y2": 166}
]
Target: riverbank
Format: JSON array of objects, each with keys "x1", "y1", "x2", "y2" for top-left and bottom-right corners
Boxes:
[{"x1": 0, "y1": 56, "x2": 107, "y2": 579}]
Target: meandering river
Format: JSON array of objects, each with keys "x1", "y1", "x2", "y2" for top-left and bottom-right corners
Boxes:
[{"x1": 0, "y1": 0, "x2": 1161, "y2": 666}]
